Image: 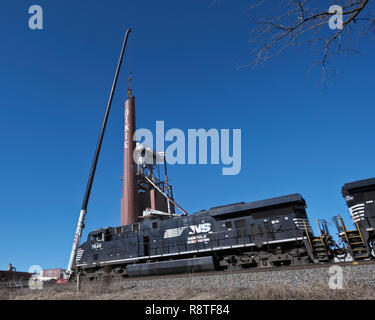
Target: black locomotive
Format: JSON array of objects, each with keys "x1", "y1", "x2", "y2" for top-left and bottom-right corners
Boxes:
[
  {"x1": 74, "y1": 177, "x2": 375, "y2": 279},
  {"x1": 337, "y1": 177, "x2": 375, "y2": 259},
  {"x1": 75, "y1": 194, "x2": 334, "y2": 279}
]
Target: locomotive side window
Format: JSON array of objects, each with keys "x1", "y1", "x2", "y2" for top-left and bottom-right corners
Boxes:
[
  {"x1": 133, "y1": 224, "x2": 140, "y2": 232},
  {"x1": 91, "y1": 233, "x2": 104, "y2": 242},
  {"x1": 152, "y1": 222, "x2": 158, "y2": 229}
]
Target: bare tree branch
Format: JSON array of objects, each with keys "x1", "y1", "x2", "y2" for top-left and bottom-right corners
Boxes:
[{"x1": 247, "y1": 0, "x2": 373, "y2": 78}]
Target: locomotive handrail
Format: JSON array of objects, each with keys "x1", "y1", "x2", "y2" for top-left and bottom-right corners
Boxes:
[
  {"x1": 143, "y1": 224, "x2": 314, "y2": 258},
  {"x1": 337, "y1": 215, "x2": 350, "y2": 243},
  {"x1": 354, "y1": 219, "x2": 366, "y2": 245},
  {"x1": 302, "y1": 220, "x2": 313, "y2": 250},
  {"x1": 103, "y1": 222, "x2": 319, "y2": 264}
]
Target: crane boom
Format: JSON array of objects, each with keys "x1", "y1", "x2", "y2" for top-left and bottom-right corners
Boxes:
[{"x1": 66, "y1": 28, "x2": 132, "y2": 277}]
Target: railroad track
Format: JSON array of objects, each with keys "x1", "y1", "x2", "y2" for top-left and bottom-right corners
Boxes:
[
  {"x1": 118, "y1": 259, "x2": 375, "y2": 283},
  {"x1": 18, "y1": 259, "x2": 373, "y2": 289}
]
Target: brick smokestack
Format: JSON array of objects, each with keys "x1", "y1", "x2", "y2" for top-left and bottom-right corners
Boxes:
[{"x1": 121, "y1": 81, "x2": 138, "y2": 226}]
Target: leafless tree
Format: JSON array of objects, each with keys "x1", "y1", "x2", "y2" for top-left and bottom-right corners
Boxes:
[{"x1": 247, "y1": 0, "x2": 374, "y2": 77}]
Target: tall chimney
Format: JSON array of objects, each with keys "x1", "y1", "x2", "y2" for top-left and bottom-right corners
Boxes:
[{"x1": 121, "y1": 74, "x2": 138, "y2": 226}]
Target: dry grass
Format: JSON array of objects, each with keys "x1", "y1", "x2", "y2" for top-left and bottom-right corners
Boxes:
[{"x1": 1, "y1": 279, "x2": 374, "y2": 300}]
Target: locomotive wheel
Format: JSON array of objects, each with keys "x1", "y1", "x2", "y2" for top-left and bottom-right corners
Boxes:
[{"x1": 260, "y1": 260, "x2": 271, "y2": 267}]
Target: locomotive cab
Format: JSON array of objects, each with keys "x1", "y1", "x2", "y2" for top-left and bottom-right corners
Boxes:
[
  {"x1": 88, "y1": 228, "x2": 112, "y2": 242},
  {"x1": 340, "y1": 177, "x2": 375, "y2": 259}
]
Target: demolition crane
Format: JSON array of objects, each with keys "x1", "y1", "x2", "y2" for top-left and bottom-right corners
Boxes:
[{"x1": 66, "y1": 28, "x2": 132, "y2": 277}]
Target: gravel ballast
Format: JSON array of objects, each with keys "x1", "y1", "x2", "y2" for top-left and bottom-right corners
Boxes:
[
  {"x1": 119, "y1": 263, "x2": 375, "y2": 291},
  {"x1": 2, "y1": 263, "x2": 375, "y2": 300}
]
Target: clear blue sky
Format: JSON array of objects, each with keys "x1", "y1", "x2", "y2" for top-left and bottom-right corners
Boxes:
[{"x1": 0, "y1": 1, "x2": 374, "y2": 272}]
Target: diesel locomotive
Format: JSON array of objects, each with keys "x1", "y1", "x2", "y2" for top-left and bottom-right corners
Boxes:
[
  {"x1": 73, "y1": 177, "x2": 375, "y2": 280},
  {"x1": 336, "y1": 177, "x2": 375, "y2": 259},
  {"x1": 74, "y1": 194, "x2": 331, "y2": 279}
]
